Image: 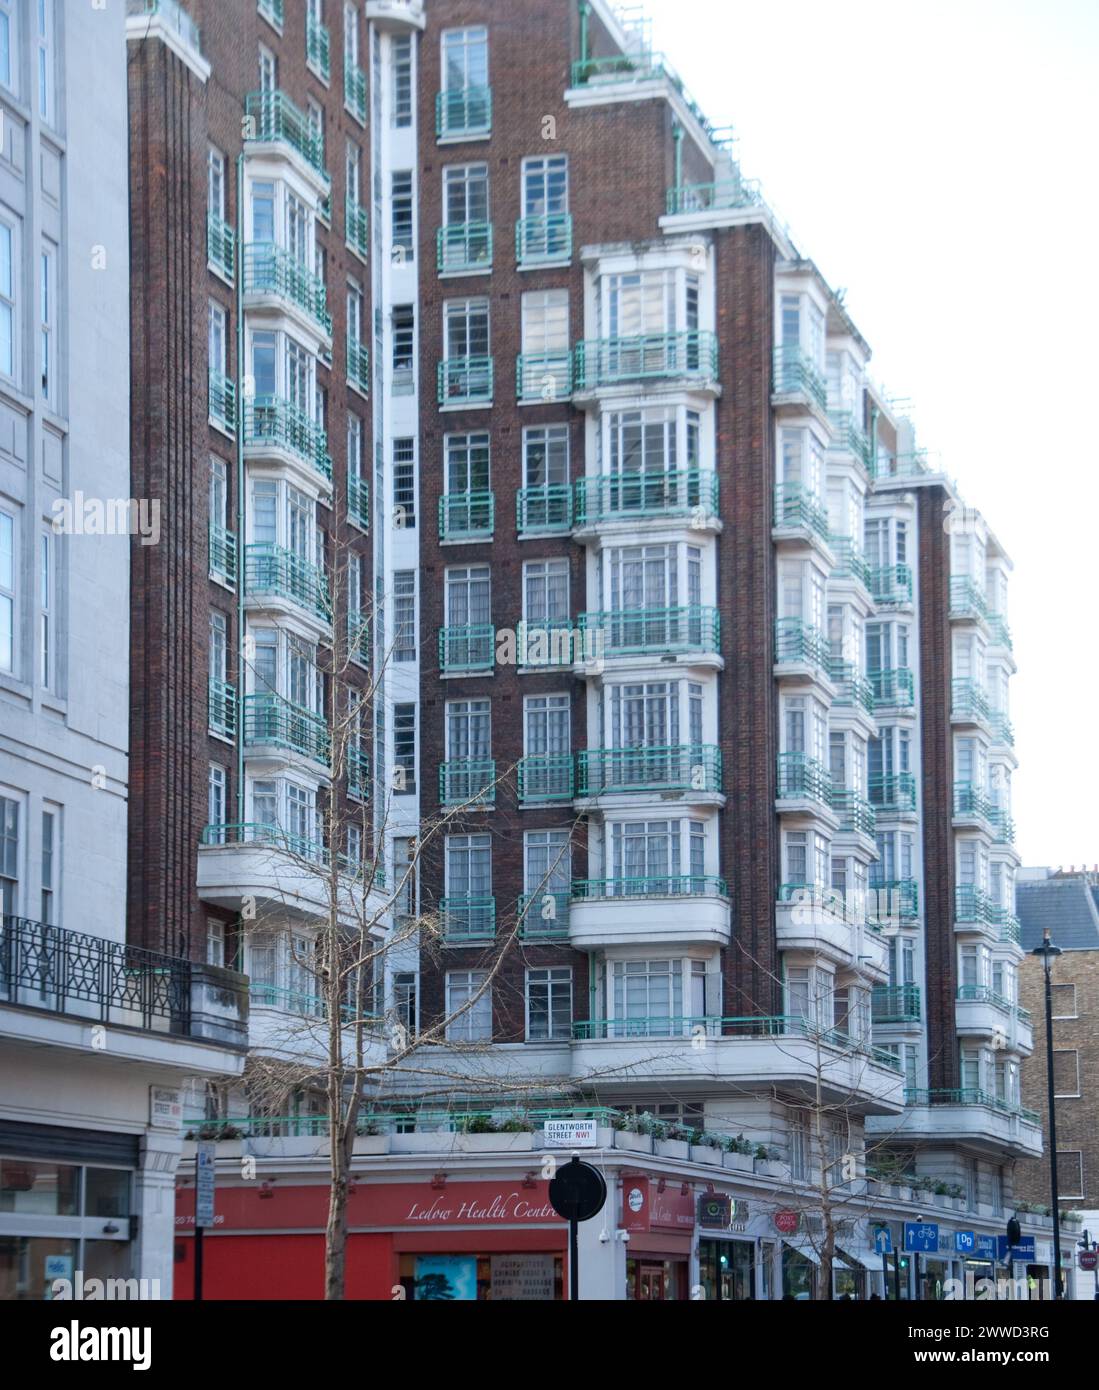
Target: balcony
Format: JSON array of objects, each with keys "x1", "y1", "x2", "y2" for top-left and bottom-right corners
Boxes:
[
  {"x1": 437, "y1": 221, "x2": 492, "y2": 274},
  {"x1": 773, "y1": 482, "x2": 829, "y2": 540},
  {"x1": 949, "y1": 576, "x2": 989, "y2": 623},
  {"x1": 347, "y1": 745, "x2": 369, "y2": 801},
  {"x1": 577, "y1": 607, "x2": 721, "y2": 662},
  {"x1": 243, "y1": 242, "x2": 331, "y2": 337},
  {"x1": 827, "y1": 411, "x2": 871, "y2": 469},
  {"x1": 574, "y1": 332, "x2": 718, "y2": 392},
  {"x1": 209, "y1": 523, "x2": 237, "y2": 587},
  {"x1": 441, "y1": 896, "x2": 496, "y2": 943},
  {"x1": 869, "y1": 667, "x2": 915, "y2": 709},
  {"x1": 826, "y1": 658, "x2": 875, "y2": 717},
  {"x1": 830, "y1": 537, "x2": 872, "y2": 591},
  {"x1": 344, "y1": 60, "x2": 367, "y2": 124},
  {"x1": 988, "y1": 614, "x2": 1013, "y2": 650},
  {"x1": 365, "y1": 0, "x2": 425, "y2": 26},
  {"x1": 518, "y1": 893, "x2": 570, "y2": 939},
  {"x1": 243, "y1": 398, "x2": 332, "y2": 485},
  {"x1": 772, "y1": 345, "x2": 827, "y2": 410},
  {"x1": 955, "y1": 885, "x2": 1021, "y2": 943},
  {"x1": 576, "y1": 744, "x2": 722, "y2": 798},
  {"x1": 207, "y1": 214, "x2": 235, "y2": 283},
  {"x1": 950, "y1": 678, "x2": 992, "y2": 726},
  {"x1": 516, "y1": 622, "x2": 580, "y2": 669},
  {"x1": 516, "y1": 214, "x2": 573, "y2": 266},
  {"x1": 774, "y1": 618, "x2": 829, "y2": 674},
  {"x1": 306, "y1": 15, "x2": 330, "y2": 82},
  {"x1": 346, "y1": 198, "x2": 369, "y2": 260},
  {"x1": 0, "y1": 913, "x2": 246, "y2": 1050},
  {"x1": 208, "y1": 370, "x2": 236, "y2": 435},
  {"x1": 570, "y1": 51, "x2": 669, "y2": 86},
  {"x1": 258, "y1": 0, "x2": 283, "y2": 29},
  {"x1": 569, "y1": 877, "x2": 730, "y2": 950},
  {"x1": 991, "y1": 806, "x2": 1016, "y2": 845},
  {"x1": 439, "y1": 624, "x2": 495, "y2": 674},
  {"x1": 439, "y1": 759, "x2": 496, "y2": 807},
  {"x1": 348, "y1": 608, "x2": 369, "y2": 667},
  {"x1": 516, "y1": 485, "x2": 572, "y2": 534},
  {"x1": 127, "y1": 0, "x2": 204, "y2": 55},
  {"x1": 831, "y1": 787, "x2": 876, "y2": 837},
  {"x1": 208, "y1": 678, "x2": 237, "y2": 739},
  {"x1": 955, "y1": 986, "x2": 1025, "y2": 1045},
  {"x1": 666, "y1": 176, "x2": 763, "y2": 216},
  {"x1": 990, "y1": 711, "x2": 1015, "y2": 747},
  {"x1": 576, "y1": 470, "x2": 719, "y2": 529},
  {"x1": 869, "y1": 879, "x2": 919, "y2": 924},
  {"x1": 245, "y1": 543, "x2": 330, "y2": 625},
  {"x1": 518, "y1": 754, "x2": 574, "y2": 803},
  {"x1": 348, "y1": 475, "x2": 369, "y2": 531},
  {"x1": 870, "y1": 563, "x2": 913, "y2": 606},
  {"x1": 516, "y1": 352, "x2": 572, "y2": 403},
  {"x1": 437, "y1": 355, "x2": 494, "y2": 406},
  {"x1": 347, "y1": 333, "x2": 370, "y2": 395},
  {"x1": 899, "y1": 1089, "x2": 1041, "y2": 1158},
  {"x1": 953, "y1": 782, "x2": 997, "y2": 830},
  {"x1": 872, "y1": 984, "x2": 921, "y2": 1024},
  {"x1": 776, "y1": 751, "x2": 832, "y2": 810},
  {"x1": 244, "y1": 91, "x2": 328, "y2": 185},
  {"x1": 869, "y1": 772, "x2": 917, "y2": 815},
  {"x1": 438, "y1": 491, "x2": 494, "y2": 542},
  {"x1": 436, "y1": 86, "x2": 492, "y2": 141},
  {"x1": 243, "y1": 693, "x2": 329, "y2": 768}
]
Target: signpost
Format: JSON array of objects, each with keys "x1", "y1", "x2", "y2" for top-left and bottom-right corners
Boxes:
[
  {"x1": 1078, "y1": 1229, "x2": 1099, "y2": 1299},
  {"x1": 194, "y1": 1142, "x2": 216, "y2": 1303},
  {"x1": 547, "y1": 1156, "x2": 607, "y2": 1301},
  {"x1": 873, "y1": 1224, "x2": 897, "y2": 1301},
  {"x1": 905, "y1": 1222, "x2": 939, "y2": 1301}
]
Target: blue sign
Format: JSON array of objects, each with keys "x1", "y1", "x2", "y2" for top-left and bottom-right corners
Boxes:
[
  {"x1": 955, "y1": 1230, "x2": 976, "y2": 1254},
  {"x1": 905, "y1": 1222, "x2": 940, "y2": 1253},
  {"x1": 997, "y1": 1235, "x2": 1037, "y2": 1263},
  {"x1": 974, "y1": 1235, "x2": 998, "y2": 1260},
  {"x1": 873, "y1": 1225, "x2": 893, "y2": 1255}
]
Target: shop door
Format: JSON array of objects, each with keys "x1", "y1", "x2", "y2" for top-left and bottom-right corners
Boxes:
[{"x1": 639, "y1": 1264, "x2": 666, "y2": 1301}]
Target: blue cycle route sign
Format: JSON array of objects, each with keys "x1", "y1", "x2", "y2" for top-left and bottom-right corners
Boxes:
[
  {"x1": 872, "y1": 1225, "x2": 893, "y2": 1255},
  {"x1": 904, "y1": 1222, "x2": 939, "y2": 1253}
]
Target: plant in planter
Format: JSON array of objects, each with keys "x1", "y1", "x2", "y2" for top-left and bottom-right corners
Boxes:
[
  {"x1": 462, "y1": 1115, "x2": 499, "y2": 1134},
  {"x1": 610, "y1": 1112, "x2": 634, "y2": 1133},
  {"x1": 499, "y1": 1113, "x2": 531, "y2": 1134},
  {"x1": 754, "y1": 1144, "x2": 770, "y2": 1161}
]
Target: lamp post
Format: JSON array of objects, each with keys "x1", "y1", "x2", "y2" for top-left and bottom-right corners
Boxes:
[{"x1": 1030, "y1": 928, "x2": 1064, "y2": 1298}]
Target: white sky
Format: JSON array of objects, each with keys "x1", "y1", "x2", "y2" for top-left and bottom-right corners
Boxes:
[{"x1": 641, "y1": 0, "x2": 1099, "y2": 868}]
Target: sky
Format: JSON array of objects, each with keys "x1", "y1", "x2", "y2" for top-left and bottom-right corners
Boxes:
[{"x1": 640, "y1": 0, "x2": 1099, "y2": 868}]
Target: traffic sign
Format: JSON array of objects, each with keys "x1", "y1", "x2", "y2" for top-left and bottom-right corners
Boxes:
[
  {"x1": 548, "y1": 1157, "x2": 607, "y2": 1223},
  {"x1": 872, "y1": 1224, "x2": 893, "y2": 1255},
  {"x1": 1079, "y1": 1250, "x2": 1098, "y2": 1271},
  {"x1": 904, "y1": 1222, "x2": 939, "y2": 1253},
  {"x1": 955, "y1": 1230, "x2": 976, "y2": 1254},
  {"x1": 195, "y1": 1142, "x2": 216, "y2": 1228},
  {"x1": 997, "y1": 1234, "x2": 1036, "y2": 1263}
]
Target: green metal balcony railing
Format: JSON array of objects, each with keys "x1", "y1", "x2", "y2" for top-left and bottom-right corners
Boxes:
[
  {"x1": 903, "y1": 1089, "x2": 1039, "y2": 1126},
  {"x1": 949, "y1": 576, "x2": 989, "y2": 622},
  {"x1": 516, "y1": 213, "x2": 573, "y2": 264},
  {"x1": 244, "y1": 91, "x2": 328, "y2": 183},
  {"x1": 516, "y1": 353, "x2": 573, "y2": 402},
  {"x1": 869, "y1": 772, "x2": 917, "y2": 813},
  {"x1": 574, "y1": 332, "x2": 718, "y2": 390},
  {"x1": 348, "y1": 475, "x2": 369, "y2": 530},
  {"x1": 776, "y1": 751, "x2": 831, "y2": 806},
  {"x1": 518, "y1": 892, "x2": 570, "y2": 938},
  {"x1": 207, "y1": 214, "x2": 235, "y2": 283},
  {"x1": 570, "y1": 51, "x2": 668, "y2": 87},
  {"x1": 208, "y1": 370, "x2": 237, "y2": 434},
  {"x1": 774, "y1": 617, "x2": 828, "y2": 670},
  {"x1": 953, "y1": 782, "x2": 997, "y2": 826},
  {"x1": 347, "y1": 333, "x2": 370, "y2": 394},
  {"x1": 439, "y1": 624, "x2": 495, "y2": 673},
  {"x1": 128, "y1": 0, "x2": 203, "y2": 52},
  {"x1": 243, "y1": 398, "x2": 332, "y2": 482},
  {"x1": 517, "y1": 754, "x2": 574, "y2": 803},
  {"x1": 347, "y1": 608, "x2": 369, "y2": 666},
  {"x1": 870, "y1": 563, "x2": 913, "y2": 606},
  {"x1": 436, "y1": 86, "x2": 493, "y2": 139},
  {"x1": 439, "y1": 759, "x2": 496, "y2": 806},
  {"x1": 200, "y1": 820, "x2": 328, "y2": 866},
  {"x1": 828, "y1": 411, "x2": 871, "y2": 467},
  {"x1": 209, "y1": 524, "x2": 238, "y2": 586},
  {"x1": 773, "y1": 345, "x2": 827, "y2": 408},
  {"x1": 516, "y1": 485, "x2": 572, "y2": 533},
  {"x1": 826, "y1": 658, "x2": 875, "y2": 716},
  {"x1": 306, "y1": 15, "x2": 330, "y2": 82},
  {"x1": 439, "y1": 491, "x2": 494, "y2": 541},
  {"x1": 244, "y1": 543, "x2": 330, "y2": 623},
  {"x1": 243, "y1": 242, "x2": 331, "y2": 335},
  {"x1": 577, "y1": 744, "x2": 722, "y2": 797},
  {"x1": 872, "y1": 448, "x2": 932, "y2": 482},
  {"x1": 872, "y1": 984, "x2": 921, "y2": 1024},
  {"x1": 347, "y1": 745, "x2": 369, "y2": 800},
  {"x1": 577, "y1": 606, "x2": 720, "y2": 658},
  {"x1": 951, "y1": 678, "x2": 992, "y2": 724},
  {"x1": 869, "y1": 667, "x2": 915, "y2": 708},
  {"x1": 344, "y1": 60, "x2": 367, "y2": 124},
  {"x1": 988, "y1": 614, "x2": 1013, "y2": 649},
  {"x1": 516, "y1": 622, "x2": 578, "y2": 668},
  {"x1": 666, "y1": 176, "x2": 763, "y2": 216},
  {"x1": 830, "y1": 537, "x2": 872, "y2": 590},
  {"x1": 955, "y1": 888, "x2": 1022, "y2": 942},
  {"x1": 956, "y1": 984, "x2": 1014, "y2": 1014},
  {"x1": 990, "y1": 711, "x2": 1015, "y2": 747},
  {"x1": 991, "y1": 806, "x2": 1016, "y2": 845},
  {"x1": 441, "y1": 895, "x2": 496, "y2": 942},
  {"x1": 208, "y1": 679, "x2": 237, "y2": 739},
  {"x1": 257, "y1": 0, "x2": 283, "y2": 29},
  {"x1": 773, "y1": 481, "x2": 828, "y2": 537},
  {"x1": 573, "y1": 875, "x2": 727, "y2": 902},
  {"x1": 438, "y1": 355, "x2": 494, "y2": 405},
  {"x1": 437, "y1": 221, "x2": 492, "y2": 273},
  {"x1": 869, "y1": 878, "x2": 919, "y2": 923},
  {"x1": 576, "y1": 470, "x2": 719, "y2": 526},
  {"x1": 346, "y1": 198, "x2": 369, "y2": 259},
  {"x1": 243, "y1": 693, "x2": 329, "y2": 767},
  {"x1": 831, "y1": 787, "x2": 876, "y2": 836}
]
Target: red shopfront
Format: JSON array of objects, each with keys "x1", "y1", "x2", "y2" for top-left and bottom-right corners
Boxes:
[
  {"x1": 620, "y1": 1175, "x2": 695, "y2": 1301},
  {"x1": 174, "y1": 1179, "x2": 568, "y2": 1300}
]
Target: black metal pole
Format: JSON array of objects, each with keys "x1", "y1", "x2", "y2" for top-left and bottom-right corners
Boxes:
[
  {"x1": 893, "y1": 1249, "x2": 901, "y2": 1301},
  {"x1": 194, "y1": 1152, "x2": 204, "y2": 1303},
  {"x1": 569, "y1": 1217, "x2": 579, "y2": 1301},
  {"x1": 1043, "y1": 956, "x2": 1063, "y2": 1298}
]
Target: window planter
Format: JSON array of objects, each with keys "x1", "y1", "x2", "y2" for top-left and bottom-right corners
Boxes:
[
  {"x1": 690, "y1": 1144, "x2": 722, "y2": 1167},
  {"x1": 613, "y1": 1131, "x2": 653, "y2": 1155},
  {"x1": 455, "y1": 1132, "x2": 534, "y2": 1153},
  {"x1": 654, "y1": 1138, "x2": 690, "y2": 1161},
  {"x1": 754, "y1": 1159, "x2": 785, "y2": 1178},
  {"x1": 723, "y1": 1150, "x2": 754, "y2": 1173},
  {"x1": 352, "y1": 1134, "x2": 390, "y2": 1156}
]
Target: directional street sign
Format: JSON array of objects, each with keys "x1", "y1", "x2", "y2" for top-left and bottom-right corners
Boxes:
[
  {"x1": 954, "y1": 1230, "x2": 976, "y2": 1254},
  {"x1": 872, "y1": 1224, "x2": 893, "y2": 1255},
  {"x1": 904, "y1": 1222, "x2": 940, "y2": 1253}
]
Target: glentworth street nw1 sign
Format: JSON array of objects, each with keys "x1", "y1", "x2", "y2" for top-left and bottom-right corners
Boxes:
[{"x1": 543, "y1": 1119, "x2": 598, "y2": 1149}]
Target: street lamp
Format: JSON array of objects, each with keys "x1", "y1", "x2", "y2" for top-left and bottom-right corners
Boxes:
[{"x1": 1030, "y1": 928, "x2": 1064, "y2": 1299}]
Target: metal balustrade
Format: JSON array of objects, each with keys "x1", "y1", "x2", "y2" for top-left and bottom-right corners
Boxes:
[
  {"x1": 200, "y1": 820, "x2": 327, "y2": 866},
  {"x1": 826, "y1": 658, "x2": 875, "y2": 715},
  {"x1": 830, "y1": 536, "x2": 872, "y2": 588},
  {"x1": 579, "y1": 606, "x2": 720, "y2": 657},
  {"x1": 953, "y1": 782, "x2": 998, "y2": 825},
  {"x1": 208, "y1": 370, "x2": 237, "y2": 434},
  {"x1": 577, "y1": 744, "x2": 722, "y2": 796},
  {"x1": 777, "y1": 752, "x2": 832, "y2": 806},
  {"x1": 577, "y1": 470, "x2": 718, "y2": 525},
  {"x1": 903, "y1": 1088, "x2": 1039, "y2": 1125},
  {"x1": 516, "y1": 353, "x2": 572, "y2": 401},
  {"x1": 518, "y1": 893, "x2": 570, "y2": 938},
  {"x1": 828, "y1": 410, "x2": 871, "y2": 467},
  {"x1": 441, "y1": 896, "x2": 496, "y2": 941},
  {"x1": 439, "y1": 759, "x2": 496, "y2": 806},
  {"x1": 207, "y1": 215, "x2": 235, "y2": 283},
  {"x1": 437, "y1": 221, "x2": 493, "y2": 273},
  {"x1": 949, "y1": 576, "x2": 989, "y2": 621},
  {"x1": 128, "y1": 0, "x2": 202, "y2": 51},
  {"x1": 243, "y1": 398, "x2": 331, "y2": 481},
  {"x1": 243, "y1": 242, "x2": 331, "y2": 335},
  {"x1": 872, "y1": 984, "x2": 922, "y2": 1023},
  {"x1": 869, "y1": 667, "x2": 915, "y2": 708},
  {"x1": 774, "y1": 617, "x2": 829, "y2": 669},
  {"x1": 439, "y1": 625, "x2": 495, "y2": 673},
  {"x1": 243, "y1": 693, "x2": 330, "y2": 767},
  {"x1": 347, "y1": 333, "x2": 370, "y2": 394},
  {"x1": 772, "y1": 345, "x2": 827, "y2": 408},
  {"x1": 306, "y1": 15, "x2": 330, "y2": 81},
  {"x1": 208, "y1": 524, "x2": 237, "y2": 586},
  {"x1": 346, "y1": 198, "x2": 369, "y2": 259},
  {"x1": 869, "y1": 773, "x2": 917, "y2": 813},
  {"x1": 438, "y1": 491, "x2": 494, "y2": 541},
  {"x1": 244, "y1": 543, "x2": 330, "y2": 623},
  {"x1": 344, "y1": 61, "x2": 367, "y2": 124},
  {"x1": 831, "y1": 787, "x2": 876, "y2": 836},
  {"x1": 516, "y1": 485, "x2": 572, "y2": 533},
  {"x1": 208, "y1": 679, "x2": 237, "y2": 739},
  {"x1": 666, "y1": 177, "x2": 763, "y2": 215},
  {"x1": 516, "y1": 213, "x2": 573, "y2": 264},
  {"x1": 870, "y1": 563, "x2": 913, "y2": 606},
  {"x1": 572, "y1": 876, "x2": 727, "y2": 901},
  {"x1": 244, "y1": 90, "x2": 328, "y2": 183},
  {"x1": 437, "y1": 355, "x2": 494, "y2": 404},
  {"x1": 517, "y1": 755, "x2": 574, "y2": 803},
  {"x1": 436, "y1": 86, "x2": 492, "y2": 139},
  {"x1": 574, "y1": 331, "x2": 718, "y2": 389},
  {"x1": 951, "y1": 679, "x2": 992, "y2": 723},
  {"x1": 347, "y1": 475, "x2": 369, "y2": 530},
  {"x1": 773, "y1": 482, "x2": 829, "y2": 537},
  {"x1": 869, "y1": 879, "x2": 920, "y2": 922}
]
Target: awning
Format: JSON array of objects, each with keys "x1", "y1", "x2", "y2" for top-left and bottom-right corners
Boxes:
[
  {"x1": 783, "y1": 1240, "x2": 820, "y2": 1265},
  {"x1": 837, "y1": 1246, "x2": 885, "y2": 1272}
]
